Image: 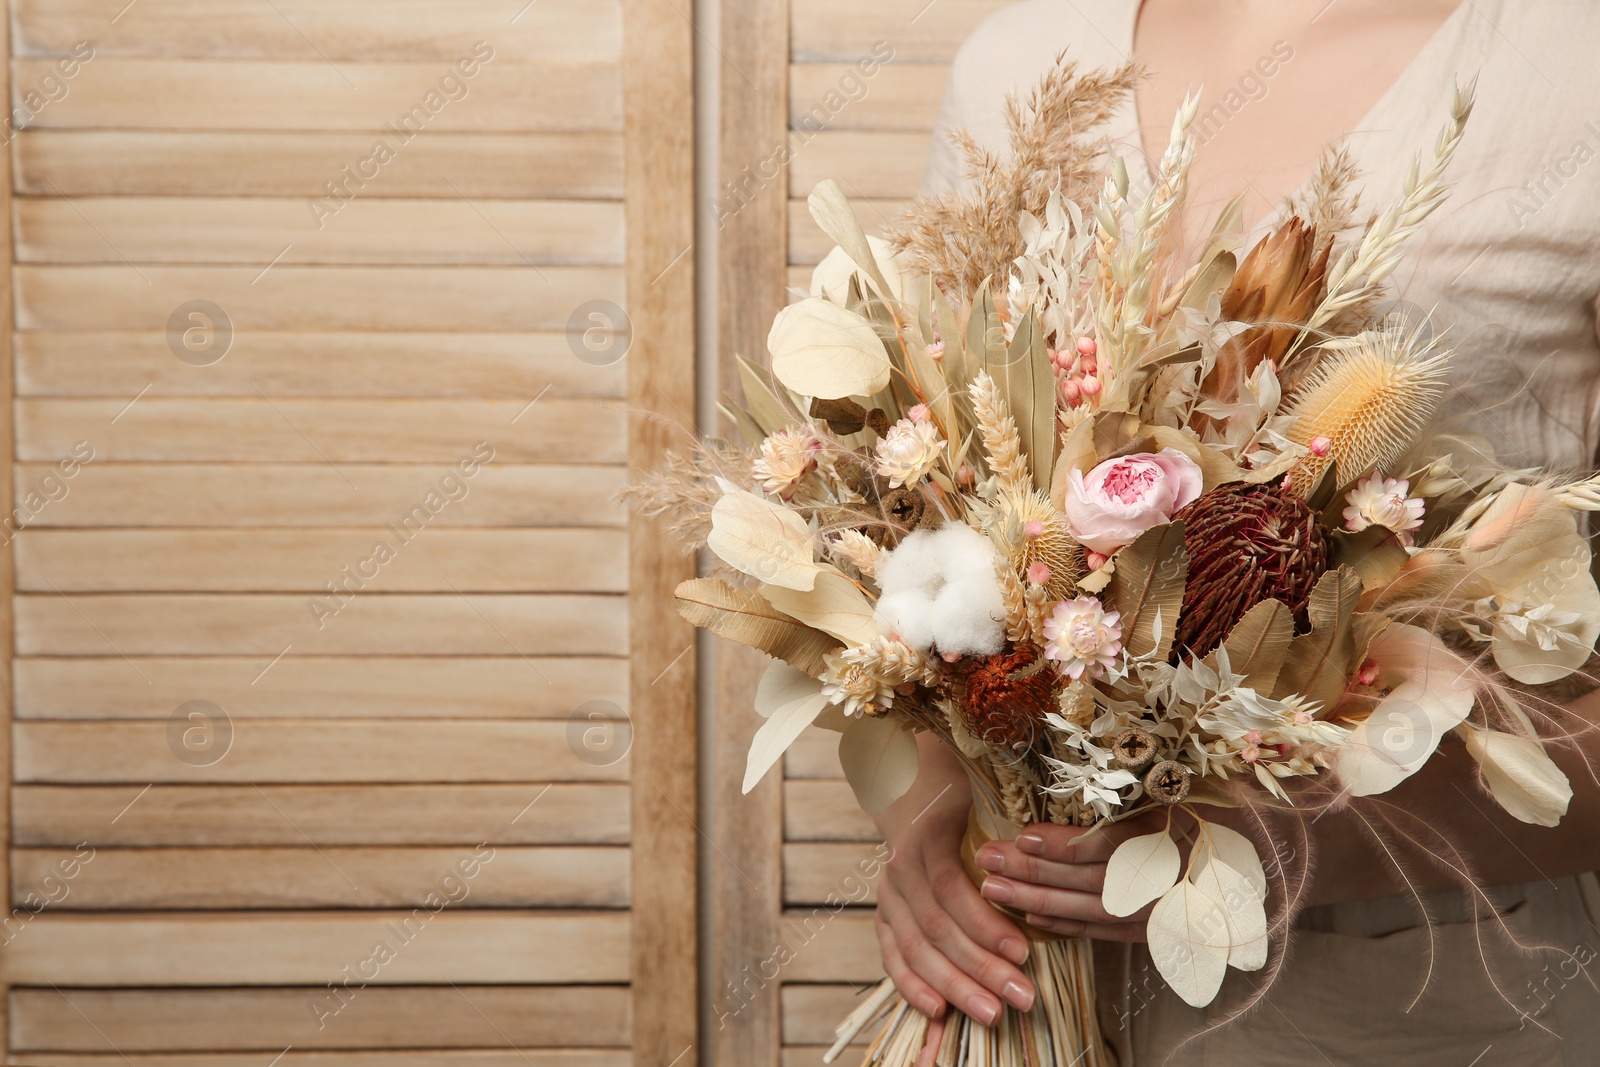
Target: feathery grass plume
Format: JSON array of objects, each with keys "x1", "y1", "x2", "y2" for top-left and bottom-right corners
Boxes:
[
  {"x1": 1097, "y1": 91, "x2": 1200, "y2": 410},
  {"x1": 970, "y1": 369, "x2": 1031, "y2": 492},
  {"x1": 892, "y1": 56, "x2": 1138, "y2": 303},
  {"x1": 1286, "y1": 325, "x2": 1450, "y2": 490},
  {"x1": 620, "y1": 438, "x2": 756, "y2": 552},
  {"x1": 1284, "y1": 144, "x2": 1363, "y2": 245},
  {"x1": 1283, "y1": 79, "x2": 1475, "y2": 370}
]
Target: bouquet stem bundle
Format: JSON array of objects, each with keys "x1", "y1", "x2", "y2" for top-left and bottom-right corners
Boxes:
[{"x1": 830, "y1": 939, "x2": 1108, "y2": 1067}]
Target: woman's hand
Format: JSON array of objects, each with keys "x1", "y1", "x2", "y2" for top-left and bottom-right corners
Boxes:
[
  {"x1": 873, "y1": 735, "x2": 1037, "y2": 1031},
  {"x1": 973, "y1": 815, "x2": 1162, "y2": 940}
]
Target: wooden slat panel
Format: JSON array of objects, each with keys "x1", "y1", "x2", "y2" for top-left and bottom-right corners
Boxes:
[
  {"x1": 780, "y1": 985, "x2": 874, "y2": 1046},
  {"x1": 16, "y1": 266, "x2": 621, "y2": 332},
  {"x1": 15, "y1": 594, "x2": 627, "y2": 655},
  {"x1": 15, "y1": 198, "x2": 625, "y2": 266},
  {"x1": 789, "y1": 65, "x2": 945, "y2": 130},
  {"x1": 20, "y1": 1055, "x2": 630, "y2": 1062},
  {"x1": 13, "y1": 846, "x2": 629, "y2": 909},
  {"x1": 14, "y1": 0, "x2": 622, "y2": 62},
  {"x1": 5, "y1": 912, "x2": 631, "y2": 985},
  {"x1": 789, "y1": 0, "x2": 1006, "y2": 61},
  {"x1": 15, "y1": 721, "x2": 629, "y2": 784},
  {"x1": 16, "y1": 529, "x2": 627, "y2": 593},
  {"x1": 787, "y1": 131, "x2": 929, "y2": 198},
  {"x1": 12, "y1": 59, "x2": 620, "y2": 132},
  {"x1": 785, "y1": 1047, "x2": 849, "y2": 1066},
  {"x1": 782, "y1": 842, "x2": 883, "y2": 906},
  {"x1": 24, "y1": 1054, "x2": 631, "y2": 1067},
  {"x1": 17, "y1": 131, "x2": 625, "y2": 198},
  {"x1": 13, "y1": 465, "x2": 627, "y2": 527},
  {"x1": 18, "y1": 400, "x2": 624, "y2": 464},
  {"x1": 784, "y1": 729, "x2": 841, "y2": 778},
  {"x1": 16, "y1": 656, "x2": 627, "y2": 719},
  {"x1": 783, "y1": 780, "x2": 877, "y2": 841},
  {"x1": 15, "y1": 784, "x2": 628, "y2": 846},
  {"x1": 788, "y1": 197, "x2": 909, "y2": 264},
  {"x1": 779, "y1": 909, "x2": 880, "y2": 983},
  {"x1": 10, "y1": 985, "x2": 630, "y2": 1051},
  {"x1": 16, "y1": 333, "x2": 627, "y2": 399}
]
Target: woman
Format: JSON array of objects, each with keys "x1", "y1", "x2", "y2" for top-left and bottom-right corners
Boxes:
[{"x1": 877, "y1": 0, "x2": 1600, "y2": 1061}]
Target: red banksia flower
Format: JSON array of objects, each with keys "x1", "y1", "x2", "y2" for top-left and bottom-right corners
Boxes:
[
  {"x1": 1172, "y1": 483, "x2": 1329, "y2": 657},
  {"x1": 961, "y1": 645, "x2": 1058, "y2": 750}
]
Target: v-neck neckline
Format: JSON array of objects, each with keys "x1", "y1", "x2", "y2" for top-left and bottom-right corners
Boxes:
[{"x1": 1123, "y1": 0, "x2": 1479, "y2": 238}]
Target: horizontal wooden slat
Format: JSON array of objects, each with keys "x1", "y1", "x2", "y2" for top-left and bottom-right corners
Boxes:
[
  {"x1": 13, "y1": 465, "x2": 627, "y2": 526},
  {"x1": 790, "y1": 0, "x2": 1006, "y2": 61},
  {"x1": 16, "y1": 656, "x2": 627, "y2": 718},
  {"x1": 17, "y1": 529, "x2": 627, "y2": 593},
  {"x1": 16, "y1": 1054, "x2": 631, "y2": 1067},
  {"x1": 17, "y1": 131, "x2": 625, "y2": 198},
  {"x1": 13, "y1": 58, "x2": 620, "y2": 132},
  {"x1": 788, "y1": 131, "x2": 929, "y2": 199},
  {"x1": 780, "y1": 909, "x2": 881, "y2": 983},
  {"x1": 15, "y1": 593, "x2": 627, "y2": 655},
  {"x1": 784, "y1": 729, "x2": 842, "y2": 778},
  {"x1": 16, "y1": 266, "x2": 622, "y2": 332},
  {"x1": 17, "y1": 333, "x2": 627, "y2": 399},
  {"x1": 783, "y1": 842, "x2": 884, "y2": 906},
  {"x1": 789, "y1": 65, "x2": 945, "y2": 131},
  {"x1": 18, "y1": 400, "x2": 626, "y2": 464},
  {"x1": 781, "y1": 985, "x2": 875, "y2": 1046},
  {"x1": 15, "y1": 784, "x2": 627, "y2": 846},
  {"x1": 14, "y1": 0, "x2": 621, "y2": 62},
  {"x1": 15, "y1": 720, "x2": 630, "y2": 783},
  {"x1": 784, "y1": 779, "x2": 878, "y2": 841},
  {"x1": 788, "y1": 197, "x2": 909, "y2": 264},
  {"x1": 5, "y1": 912, "x2": 631, "y2": 985},
  {"x1": 10, "y1": 985, "x2": 629, "y2": 1051},
  {"x1": 13, "y1": 845, "x2": 629, "y2": 909},
  {"x1": 15, "y1": 198, "x2": 625, "y2": 266},
  {"x1": 785, "y1": 1047, "x2": 849, "y2": 1067}
]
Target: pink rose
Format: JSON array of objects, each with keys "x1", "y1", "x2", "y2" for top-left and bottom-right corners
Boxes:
[{"x1": 1063, "y1": 449, "x2": 1203, "y2": 554}]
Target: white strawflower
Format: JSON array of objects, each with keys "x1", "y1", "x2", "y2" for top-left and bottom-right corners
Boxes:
[
  {"x1": 820, "y1": 650, "x2": 896, "y2": 718},
  {"x1": 874, "y1": 418, "x2": 945, "y2": 488},
  {"x1": 1042, "y1": 596, "x2": 1123, "y2": 680},
  {"x1": 753, "y1": 428, "x2": 820, "y2": 497},
  {"x1": 1343, "y1": 471, "x2": 1424, "y2": 538}
]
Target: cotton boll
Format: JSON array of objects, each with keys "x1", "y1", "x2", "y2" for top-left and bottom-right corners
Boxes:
[
  {"x1": 871, "y1": 523, "x2": 1007, "y2": 657},
  {"x1": 931, "y1": 574, "x2": 1007, "y2": 656}
]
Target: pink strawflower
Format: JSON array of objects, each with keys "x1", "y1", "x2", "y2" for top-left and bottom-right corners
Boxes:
[{"x1": 1043, "y1": 596, "x2": 1123, "y2": 680}]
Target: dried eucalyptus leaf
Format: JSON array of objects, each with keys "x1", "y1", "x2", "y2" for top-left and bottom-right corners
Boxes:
[{"x1": 838, "y1": 714, "x2": 919, "y2": 815}]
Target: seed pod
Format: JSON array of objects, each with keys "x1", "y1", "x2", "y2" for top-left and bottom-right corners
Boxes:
[
  {"x1": 809, "y1": 396, "x2": 867, "y2": 435},
  {"x1": 1111, "y1": 727, "x2": 1158, "y2": 773},
  {"x1": 865, "y1": 407, "x2": 893, "y2": 437},
  {"x1": 1143, "y1": 760, "x2": 1191, "y2": 805}
]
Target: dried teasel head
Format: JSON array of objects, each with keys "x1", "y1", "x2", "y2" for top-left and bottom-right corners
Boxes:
[
  {"x1": 960, "y1": 644, "x2": 1058, "y2": 751},
  {"x1": 1205, "y1": 217, "x2": 1330, "y2": 401},
  {"x1": 1143, "y1": 759, "x2": 1191, "y2": 804},
  {"x1": 1173, "y1": 482, "x2": 1329, "y2": 657},
  {"x1": 1286, "y1": 325, "x2": 1449, "y2": 492},
  {"x1": 1110, "y1": 726, "x2": 1158, "y2": 773}
]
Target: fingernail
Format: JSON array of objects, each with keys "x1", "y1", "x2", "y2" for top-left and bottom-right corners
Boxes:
[
  {"x1": 969, "y1": 994, "x2": 1002, "y2": 1026},
  {"x1": 981, "y1": 877, "x2": 1013, "y2": 904},
  {"x1": 975, "y1": 844, "x2": 1004, "y2": 872},
  {"x1": 1017, "y1": 831, "x2": 1046, "y2": 854},
  {"x1": 999, "y1": 936, "x2": 1029, "y2": 965},
  {"x1": 1003, "y1": 980, "x2": 1035, "y2": 1012}
]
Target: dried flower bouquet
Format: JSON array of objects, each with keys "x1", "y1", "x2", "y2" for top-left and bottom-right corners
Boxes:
[{"x1": 633, "y1": 59, "x2": 1599, "y2": 1066}]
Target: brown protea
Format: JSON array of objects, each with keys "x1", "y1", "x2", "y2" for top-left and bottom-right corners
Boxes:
[
  {"x1": 1203, "y1": 217, "x2": 1330, "y2": 402},
  {"x1": 1172, "y1": 482, "x2": 1329, "y2": 657},
  {"x1": 960, "y1": 645, "x2": 1059, "y2": 751}
]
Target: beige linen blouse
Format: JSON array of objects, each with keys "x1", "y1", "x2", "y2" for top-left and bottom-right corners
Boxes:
[{"x1": 922, "y1": 1, "x2": 1600, "y2": 1062}]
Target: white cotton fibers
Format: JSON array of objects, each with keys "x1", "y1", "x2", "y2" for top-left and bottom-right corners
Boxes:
[{"x1": 872, "y1": 523, "x2": 1007, "y2": 657}]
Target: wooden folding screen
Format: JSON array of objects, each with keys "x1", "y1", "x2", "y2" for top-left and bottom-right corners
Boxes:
[
  {"x1": 716, "y1": 2, "x2": 1005, "y2": 1062},
  {"x1": 0, "y1": 1, "x2": 694, "y2": 1063}
]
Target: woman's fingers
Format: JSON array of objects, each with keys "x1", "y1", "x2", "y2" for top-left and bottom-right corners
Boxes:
[
  {"x1": 978, "y1": 874, "x2": 1121, "y2": 924},
  {"x1": 875, "y1": 907, "x2": 946, "y2": 1020},
  {"x1": 975, "y1": 841, "x2": 1107, "y2": 892},
  {"x1": 1024, "y1": 911, "x2": 1150, "y2": 941},
  {"x1": 879, "y1": 884, "x2": 1023, "y2": 1023}
]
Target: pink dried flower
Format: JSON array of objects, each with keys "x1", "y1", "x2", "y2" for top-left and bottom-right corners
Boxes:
[
  {"x1": 1043, "y1": 596, "x2": 1123, "y2": 680},
  {"x1": 1063, "y1": 449, "x2": 1204, "y2": 554},
  {"x1": 1026, "y1": 561, "x2": 1051, "y2": 585}
]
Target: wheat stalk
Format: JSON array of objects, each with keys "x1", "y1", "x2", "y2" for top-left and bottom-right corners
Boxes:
[{"x1": 970, "y1": 370, "x2": 1031, "y2": 493}]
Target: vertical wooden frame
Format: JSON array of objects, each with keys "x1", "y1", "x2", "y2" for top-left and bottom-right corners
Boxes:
[
  {"x1": 714, "y1": 0, "x2": 790, "y2": 1061},
  {"x1": 0, "y1": 0, "x2": 12, "y2": 1050},
  {"x1": 625, "y1": 0, "x2": 700, "y2": 1062}
]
